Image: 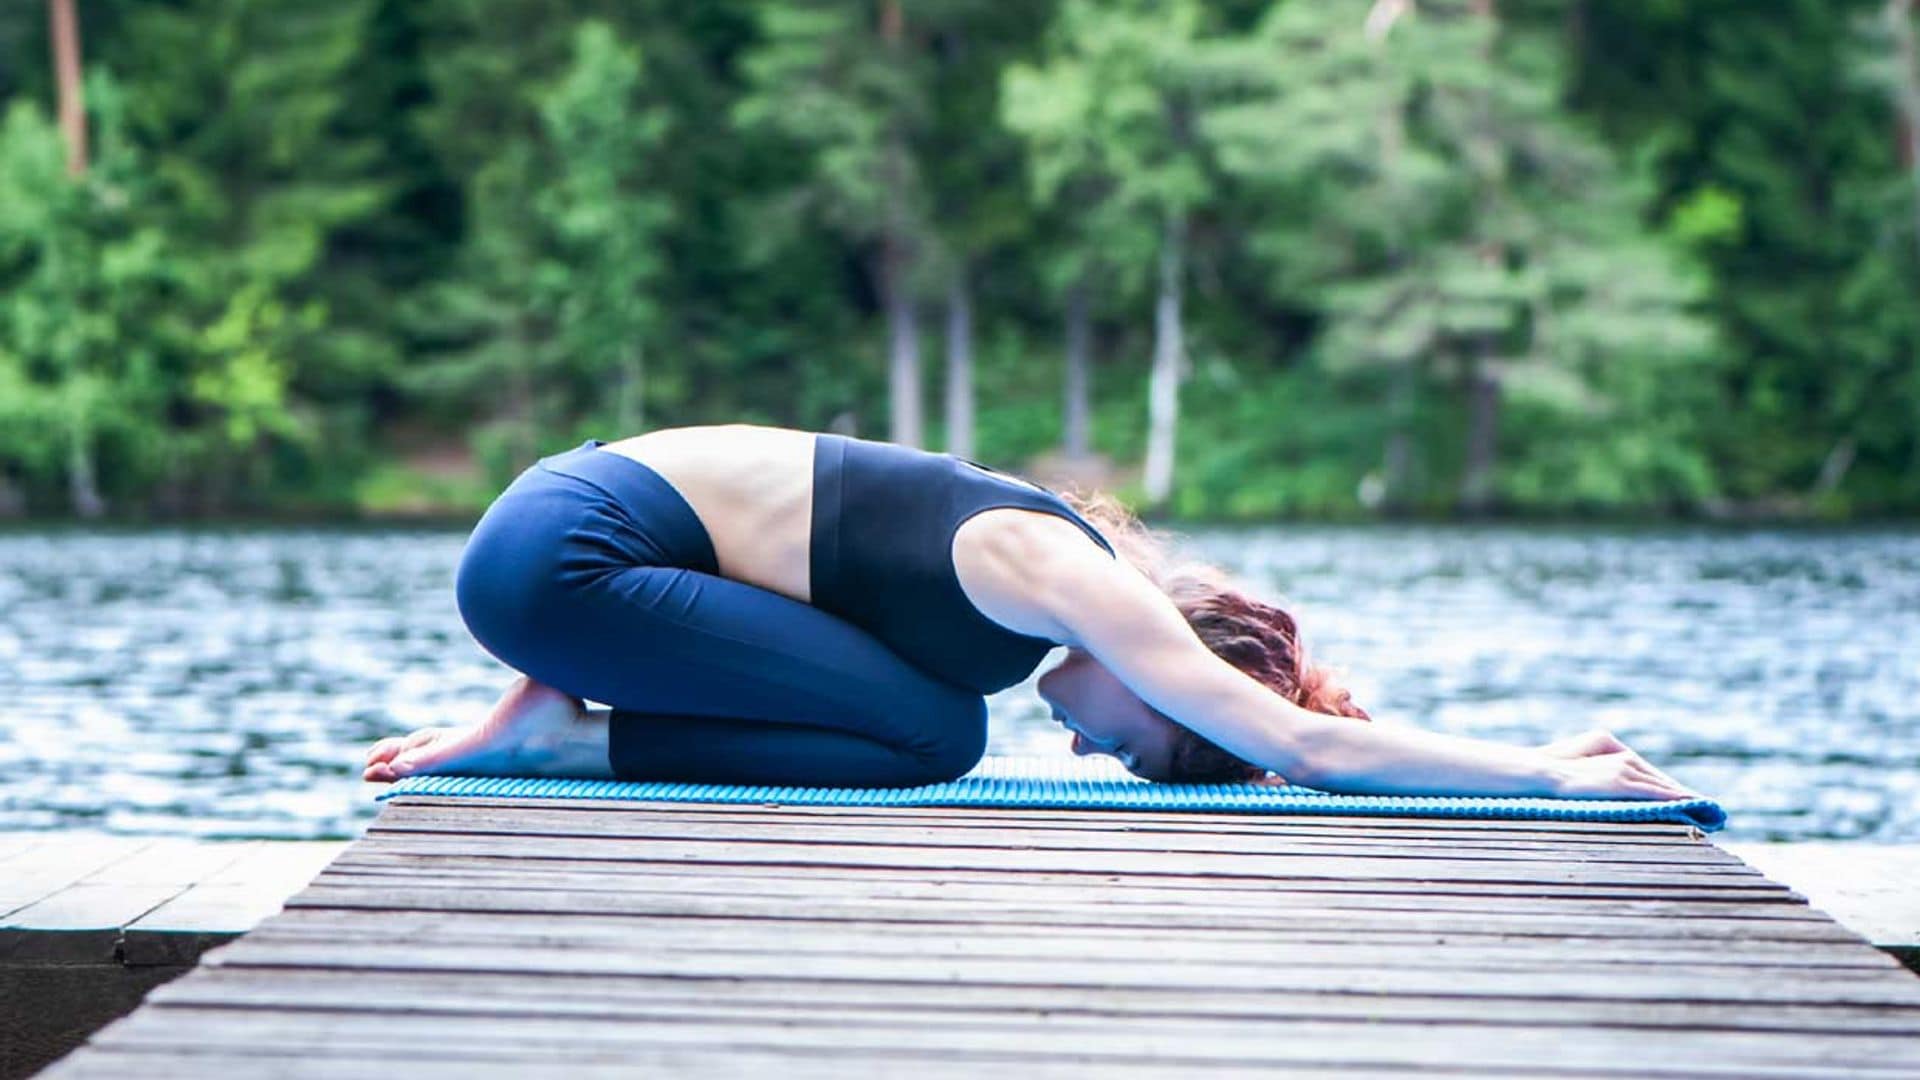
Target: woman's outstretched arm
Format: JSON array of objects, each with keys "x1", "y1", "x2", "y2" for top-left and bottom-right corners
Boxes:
[{"x1": 1033, "y1": 541, "x2": 1697, "y2": 801}]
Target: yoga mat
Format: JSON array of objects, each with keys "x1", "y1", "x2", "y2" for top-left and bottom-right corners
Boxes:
[{"x1": 378, "y1": 753, "x2": 1727, "y2": 831}]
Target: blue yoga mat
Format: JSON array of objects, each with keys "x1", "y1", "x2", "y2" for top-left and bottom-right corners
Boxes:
[{"x1": 378, "y1": 753, "x2": 1726, "y2": 831}]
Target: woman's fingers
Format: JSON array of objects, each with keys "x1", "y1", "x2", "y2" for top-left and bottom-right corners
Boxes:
[
  {"x1": 1624, "y1": 755, "x2": 1699, "y2": 798},
  {"x1": 1543, "y1": 727, "x2": 1632, "y2": 760},
  {"x1": 1587, "y1": 729, "x2": 1630, "y2": 756},
  {"x1": 1545, "y1": 730, "x2": 1702, "y2": 800},
  {"x1": 1626, "y1": 759, "x2": 1701, "y2": 801}
]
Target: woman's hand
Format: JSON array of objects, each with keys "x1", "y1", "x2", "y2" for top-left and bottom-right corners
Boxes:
[{"x1": 1538, "y1": 727, "x2": 1703, "y2": 802}]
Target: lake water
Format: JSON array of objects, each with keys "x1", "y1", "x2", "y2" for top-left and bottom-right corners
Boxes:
[{"x1": 1, "y1": 524, "x2": 1913, "y2": 842}]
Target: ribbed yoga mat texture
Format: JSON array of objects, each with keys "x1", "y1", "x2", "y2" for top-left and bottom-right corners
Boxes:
[{"x1": 378, "y1": 753, "x2": 1727, "y2": 831}]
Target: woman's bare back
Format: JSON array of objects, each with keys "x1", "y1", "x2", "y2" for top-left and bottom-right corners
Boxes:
[
  {"x1": 599, "y1": 424, "x2": 819, "y2": 604},
  {"x1": 596, "y1": 423, "x2": 1081, "y2": 641}
]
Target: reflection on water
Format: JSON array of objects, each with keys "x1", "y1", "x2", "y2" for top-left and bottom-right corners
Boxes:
[{"x1": 0, "y1": 524, "x2": 1913, "y2": 841}]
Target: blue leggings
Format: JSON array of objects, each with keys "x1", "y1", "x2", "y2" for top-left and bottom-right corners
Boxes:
[{"x1": 452, "y1": 439, "x2": 989, "y2": 787}]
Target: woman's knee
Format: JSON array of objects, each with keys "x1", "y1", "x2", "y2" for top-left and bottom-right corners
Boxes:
[
  {"x1": 454, "y1": 513, "x2": 562, "y2": 667},
  {"x1": 910, "y1": 690, "x2": 988, "y2": 784}
]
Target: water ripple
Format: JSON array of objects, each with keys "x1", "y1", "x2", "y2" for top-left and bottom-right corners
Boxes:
[{"x1": 1, "y1": 523, "x2": 1915, "y2": 842}]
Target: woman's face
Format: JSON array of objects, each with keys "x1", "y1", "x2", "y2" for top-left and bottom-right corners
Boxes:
[{"x1": 1035, "y1": 647, "x2": 1178, "y2": 781}]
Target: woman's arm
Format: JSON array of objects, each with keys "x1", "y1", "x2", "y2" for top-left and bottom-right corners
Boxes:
[{"x1": 1034, "y1": 543, "x2": 1687, "y2": 800}]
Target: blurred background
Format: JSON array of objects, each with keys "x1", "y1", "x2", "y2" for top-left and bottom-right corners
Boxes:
[{"x1": 0, "y1": 0, "x2": 1915, "y2": 842}]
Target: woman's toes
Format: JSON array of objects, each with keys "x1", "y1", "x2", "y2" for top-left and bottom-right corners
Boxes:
[
  {"x1": 364, "y1": 736, "x2": 407, "y2": 766},
  {"x1": 389, "y1": 726, "x2": 491, "y2": 778},
  {"x1": 366, "y1": 726, "x2": 457, "y2": 768},
  {"x1": 403, "y1": 727, "x2": 447, "y2": 749}
]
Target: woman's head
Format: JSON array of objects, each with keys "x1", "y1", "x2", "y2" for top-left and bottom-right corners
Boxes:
[{"x1": 1039, "y1": 489, "x2": 1371, "y2": 783}]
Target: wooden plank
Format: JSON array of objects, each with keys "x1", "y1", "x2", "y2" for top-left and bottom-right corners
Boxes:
[
  {"x1": 78, "y1": 1004, "x2": 1920, "y2": 1077},
  {"x1": 33, "y1": 1044, "x2": 1527, "y2": 1080},
  {"x1": 3, "y1": 884, "x2": 186, "y2": 934},
  {"x1": 287, "y1": 881, "x2": 1866, "y2": 942},
  {"x1": 197, "y1": 841, "x2": 350, "y2": 887},
  {"x1": 241, "y1": 914, "x2": 1896, "y2": 974},
  {"x1": 76, "y1": 839, "x2": 261, "y2": 887},
  {"x1": 376, "y1": 804, "x2": 1738, "y2": 862},
  {"x1": 201, "y1": 939, "x2": 1920, "y2": 1006},
  {"x1": 150, "y1": 965, "x2": 1920, "y2": 1036},
  {"x1": 0, "y1": 838, "x2": 250, "y2": 966},
  {"x1": 385, "y1": 796, "x2": 1708, "y2": 838},
  {"x1": 41, "y1": 798, "x2": 1920, "y2": 1078},
  {"x1": 314, "y1": 858, "x2": 1835, "y2": 919},
  {"x1": 126, "y1": 841, "x2": 349, "y2": 938},
  {"x1": 345, "y1": 831, "x2": 1781, "y2": 888},
  {"x1": 0, "y1": 836, "x2": 157, "y2": 920},
  {"x1": 126, "y1": 886, "x2": 302, "y2": 938},
  {"x1": 1718, "y1": 841, "x2": 1920, "y2": 950}
]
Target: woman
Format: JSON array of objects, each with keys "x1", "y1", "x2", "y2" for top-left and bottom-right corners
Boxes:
[{"x1": 363, "y1": 424, "x2": 1699, "y2": 802}]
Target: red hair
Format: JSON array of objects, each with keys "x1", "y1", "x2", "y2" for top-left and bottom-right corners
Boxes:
[
  {"x1": 1160, "y1": 572, "x2": 1371, "y2": 782},
  {"x1": 1059, "y1": 488, "x2": 1371, "y2": 783}
]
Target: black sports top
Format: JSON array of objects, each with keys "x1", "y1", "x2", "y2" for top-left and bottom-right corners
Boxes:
[{"x1": 809, "y1": 432, "x2": 1117, "y2": 695}]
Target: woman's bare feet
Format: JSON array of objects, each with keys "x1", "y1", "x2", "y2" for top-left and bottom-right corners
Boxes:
[{"x1": 362, "y1": 675, "x2": 614, "y2": 782}]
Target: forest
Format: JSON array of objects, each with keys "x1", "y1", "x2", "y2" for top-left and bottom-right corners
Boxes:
[{"x1": 2, "y1": 0, "x2": 1918, "y2": 521}]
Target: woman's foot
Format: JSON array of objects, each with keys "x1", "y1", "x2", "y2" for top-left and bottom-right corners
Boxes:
[{"x1": 362, "y1": 675, "x2": 614, "y2": 782}]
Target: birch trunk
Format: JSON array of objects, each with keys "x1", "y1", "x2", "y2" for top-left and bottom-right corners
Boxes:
[
  {"x1": 1886, "y1": 0, "x2": 1920, "y2": 269},
  {"x1": 882, "y1": 241, "x2": 922, "y2": 448},
  {"x1": 943, "y1": 264, "x2": 974, "y2": 460},
  {"x1": 879, "y1": 0, "x2": 922, "y2": 448},
  {"x1": 617, "y1": 349, "x2": 644, "y2": 433},
  {"x1": 1063, "y1": 274, "x2": 1092, "y2": 459},
  {"x1": 1143, "y1": 214, "x2": 1186, "y2": 506},
  {"x1": 67, "y1": 420, "x2": 105, "y2": 520}
]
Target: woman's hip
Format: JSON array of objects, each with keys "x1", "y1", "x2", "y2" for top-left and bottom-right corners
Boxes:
[{"x1": 454, "y1": 439, "x2": 719, "y2": 642}]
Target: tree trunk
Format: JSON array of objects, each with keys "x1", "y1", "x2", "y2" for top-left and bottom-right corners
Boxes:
[
  {"x1": 0, "y1": 472, "x2": 24, "y2": 520},
  {"x1": 48, "y1": 0, "x2": 87, "y2": 178},
  {"x1": 1370, "y1": 23, "x2": 1413, "y2": 512},
  {"x1": 508, "y1": 320, "x2": 536, "y2": 466},
  {"x1": 1884, "y1": 0, "x2": 1920, "y2": 481},
  {"x1": 881, "y1": 241, "x2": 922, "y2": 448},
  {"x1": 1458, "y1": 351, "x2": 1500, "y2": 515},
  {"x1": 1811, "y1": 436, "x2": 1857, "y2": 498},
  {"x1": 1886, "y1": 0, "x2": 1920, "y2": 269},
  {"x1": 879, "y1": 0, "x2": 922, "y2": 448},
  {"x1": 1143, "y1": 215, "x2": 1186, "y2": 506},
  {"x1": 617, "y1": 349, "x2": 644, "y2": 433},
  {"x1": 943, "y1": 263, "x2": 974, "y2": 459},
  {"x1": 1383, "y1": 363, "x2": 1417, "y2": 511},
  {"x1": 67, "y1": 419, "x2": 105, "y2": 520},
  {"x1": 1063, "y1": 273, "x2": 1092, "y2": 459},
  {"x1": 1458, "y1": 0, "x2": 1503, "y2": 516}
]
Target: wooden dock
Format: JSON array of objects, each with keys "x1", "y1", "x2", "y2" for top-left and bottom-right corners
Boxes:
[
  {"x1": 35, "y1": 796, "x2": 1920, "y2": 1078},
  {"x1": 1, "y1": 835, "x2": 347, "y2": 1080}
]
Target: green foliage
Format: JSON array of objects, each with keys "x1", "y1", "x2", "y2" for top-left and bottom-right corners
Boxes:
[
  {"x1": 1003, "y1": 0, "x2": 1218, "y2": 294},
  {"x1": 0, "y1": 76, "x2": 185, "y2": 510},
  {"x1": 1204, "y1": 1, "x2": 1716, "y2": 511},
  {"x1": 0, "y1": 0, "x2": 1914, "y2": 520},
  {"x1": 402, "y1": 15, "x2": 674, "y2": 481}
]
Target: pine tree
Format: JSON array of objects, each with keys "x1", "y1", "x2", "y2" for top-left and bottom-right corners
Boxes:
[
  {"x1": 732, "y1": 0, "x2": 938, "y2": 447},
  {"x1": 1004, "y1": 0, "x2": 1221, "y2": 506},
  {"x1": 1208, "y1": 0, "x2": 1711, "y2": 513},
  {"x1": 404, "y1": 13, "x2": 672, "y2": 478}
]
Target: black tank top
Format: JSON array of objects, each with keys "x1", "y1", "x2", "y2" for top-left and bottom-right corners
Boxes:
[{"x1": 809, "y1": 432, "x2": 1117, "y2": 694}]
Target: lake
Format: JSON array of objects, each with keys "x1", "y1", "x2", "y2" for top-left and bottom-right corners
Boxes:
[{"x1": 1, "y1": 523, "x2": 1913, "y2": 842}]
